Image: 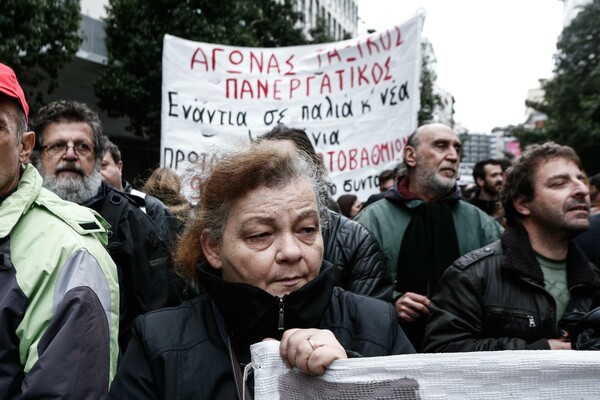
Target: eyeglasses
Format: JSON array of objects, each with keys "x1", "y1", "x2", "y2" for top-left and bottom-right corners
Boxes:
[{"x1": 41, "y1": 141, "x2": 95, "y2": 157}]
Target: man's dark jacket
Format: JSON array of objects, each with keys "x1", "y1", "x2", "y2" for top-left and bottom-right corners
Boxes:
[
  {"x1": 83, "y1": 183, "x2": 180, "y2": 350},
  {"x1": 322, "y1": 210, "x2": 393, "y2": 302},
  {"x1": 424, "y1": 225, "x2": 600, "y2": 352},
  {"x1": 108, "y1": 263, "x2": 414, "y2": 400}
]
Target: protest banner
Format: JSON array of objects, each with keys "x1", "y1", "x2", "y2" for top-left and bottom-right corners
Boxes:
[
  {"x1": 250, "y1": 341, "x2": 600, "y2": 400},
  {"x1": 161, "y1": 12, "x2": 424, "y2": 202}
]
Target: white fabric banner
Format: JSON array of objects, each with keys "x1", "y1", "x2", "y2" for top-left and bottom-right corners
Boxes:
[
  {"x1": 161, "y1": 13, "x2": 424, "y2": 202},
  {"x1": 250, "y1": 341, "x2": 600, "y2": 400}
]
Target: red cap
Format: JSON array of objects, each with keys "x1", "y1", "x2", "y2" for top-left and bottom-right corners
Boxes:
[{"x1": 0, "y1": 63, "x2": 29, "y2": 123}]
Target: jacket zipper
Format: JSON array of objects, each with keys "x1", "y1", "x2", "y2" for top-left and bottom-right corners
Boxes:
[
  {"x1": 277, "y1": 297, "x2": 285, "y2": 331},
  {"x1": 528, "y1": 315, "x2": 536, "y2": 328}
]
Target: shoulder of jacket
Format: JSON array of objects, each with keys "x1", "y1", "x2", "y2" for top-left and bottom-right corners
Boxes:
[
  {"x1": 35, "y1": 188, "x2": 109, "y2": 236},
  {"x1": 137, "y1": 296, "x2": 213, "y2": 352},
  {"x1": 453, "y1": 240, "x2": 502, "y2": 271}
]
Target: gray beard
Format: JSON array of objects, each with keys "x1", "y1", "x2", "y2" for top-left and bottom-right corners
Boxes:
[
  {"x1": 38, "y1": 164, "x2": 102, "y2": 204},
  {"x1": 414, "y1": 163, "x2": 456, "y2": 199}
]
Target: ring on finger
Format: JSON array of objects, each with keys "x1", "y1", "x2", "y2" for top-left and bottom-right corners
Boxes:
[{"x1": 306, "y1": 337, "x2": 317, "y2": 351}]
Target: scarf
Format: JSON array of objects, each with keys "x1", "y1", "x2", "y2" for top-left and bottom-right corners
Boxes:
[{"x1": 390, "y1": 177, "x2": 461, "y2": 351}]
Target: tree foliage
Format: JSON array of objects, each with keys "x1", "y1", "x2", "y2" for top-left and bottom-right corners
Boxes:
[
  {"x1": 418, "y1": 42, "x2": 442, "y2": 125},
  {"x1": 0, "y1": 0, "x2": 82, "y2": 110},
  {"x1": 95, "y1": 0, "x2": 307, "y2": 140},
  {"x1": 531, "y1": 0, "x2": 600, "y2": 174}
]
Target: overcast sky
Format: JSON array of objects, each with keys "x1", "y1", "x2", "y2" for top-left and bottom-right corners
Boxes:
[{"x1": 357, "y1": 0, "x2": 565, "y2": 132}]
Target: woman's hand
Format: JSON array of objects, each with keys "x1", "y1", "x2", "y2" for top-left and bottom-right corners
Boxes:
[{"x1": 278, "y1": 328, "x2": 347, "y2": 376}]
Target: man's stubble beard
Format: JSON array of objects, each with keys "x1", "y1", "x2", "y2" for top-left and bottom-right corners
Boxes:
[{"x1": 38, "y1": 160, "x2": 103, "y2": 204}]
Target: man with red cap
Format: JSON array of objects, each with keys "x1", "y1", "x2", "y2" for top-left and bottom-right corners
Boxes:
[{"x1": 0, "y1": 63, "x2": 119, "y2": 399}]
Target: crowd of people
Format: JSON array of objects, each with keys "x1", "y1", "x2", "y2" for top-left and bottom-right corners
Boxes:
[{"x1": 2, "y1": 59, "x2": 600, "y2": 399}]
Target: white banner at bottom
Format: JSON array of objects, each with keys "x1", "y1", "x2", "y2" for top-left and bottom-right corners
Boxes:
[{"x1": 250, "y1": 341, "x2": 600, "y2": 400}]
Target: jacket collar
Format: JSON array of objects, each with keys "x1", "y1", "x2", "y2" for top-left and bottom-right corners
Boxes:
[
  {"x1": 501, "y1": 224, "x2": 600, "y2": 290},
  {"x1": 0, "y1": 164, "x2": 42, "y2": 239},
  {"x1": 197, "y1": 261, "x2": 335, "y2": 359}
]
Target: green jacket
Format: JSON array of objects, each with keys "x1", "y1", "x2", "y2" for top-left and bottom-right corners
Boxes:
[
  {"x1": 0, "y1": 164, "x2": 119, "y2": 399},
  {"x1": 356, "y1": 193, "x2": 503, "y2": 299}
]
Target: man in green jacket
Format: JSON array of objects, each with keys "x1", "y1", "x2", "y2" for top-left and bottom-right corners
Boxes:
[
  {"x1": 356, "y1": 123, "x2": 503, "y2": 351},
  {"x1": 0, "y1": 63, "x2": 119, "y2": 399}
]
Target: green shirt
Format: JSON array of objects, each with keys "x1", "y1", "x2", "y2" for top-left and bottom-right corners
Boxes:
[{"x1": 537, "y1": 254, "x2": 569, "y2": 320}]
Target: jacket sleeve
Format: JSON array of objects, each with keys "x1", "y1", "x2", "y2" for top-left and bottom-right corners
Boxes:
[
  {"x1": 423, "y1": 265, "x2": 550, "y2": 352},
  {"x1": 345, "y1": 222, "x2": 393, "y2": 302},
  {"x1": 22, "y1": 258, "x2": 114, "y2": 400},
  {"x1": 115, "y1": 206, "x2": 180, "y2": 348},
  {"x1": 109, "y1": 317, "x2": 159, "y2": 400}
]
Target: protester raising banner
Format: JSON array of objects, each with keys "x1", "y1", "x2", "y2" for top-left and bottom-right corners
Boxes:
[{"x1": 161, "y1": 12, "x2": 424, "y2": 201}]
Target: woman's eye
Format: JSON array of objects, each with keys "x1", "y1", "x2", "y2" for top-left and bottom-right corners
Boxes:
[
  {"x1": 299, "y1": 226, "x2": 317, "y2": 235},
  {"x1": 248, "y1": 232, "x2": 270, "y2": 240}
]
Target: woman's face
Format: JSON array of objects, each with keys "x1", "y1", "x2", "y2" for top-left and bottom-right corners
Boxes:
[
  {"x1": 350, "y1": 199, "x2": 362, "y2": 218},
  {"x1": 202, "y1": 178, "x2": 324, "y2": 297}
]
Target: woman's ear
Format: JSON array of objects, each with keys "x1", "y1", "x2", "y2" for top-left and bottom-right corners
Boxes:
[{"x1": 201, "y1": 230, "x2": 222, "y2": 269}]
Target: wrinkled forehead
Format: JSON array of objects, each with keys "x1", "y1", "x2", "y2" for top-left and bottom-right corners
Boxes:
[{"x1": 419, "y1": 126, "x2": 459, "y2": 145}]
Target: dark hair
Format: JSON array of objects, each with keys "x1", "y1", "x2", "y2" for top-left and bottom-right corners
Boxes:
[
  {"x1": 589, "y1": 173, "x2": 600, "y2": 189},
  {"x1": 336, "y1": 194, "x2": 358, "y2": 218},
  {"x1": 501, "y1": 142, "x2": 582, "y2": 227},
  {"x1": 174, "y1": 142, "x2": 329, "y2": 284},
  {"x1": 472, "y1": 159, "x2": 502, "y2": 181},
  {"x1": 379, "y1": 169, "x2": 395, "y2": 182},
  {"x1": 258, "y1": 124, "x2": 324, "y2": 172},
  {"x1": 33, "y1": 100, "x2": 104, "y2": 162},
  {"x1": 101, "y1": 136, "x2": 121, "y2": 164}
]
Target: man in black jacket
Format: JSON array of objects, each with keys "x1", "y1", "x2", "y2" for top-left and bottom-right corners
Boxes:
[
  {"x1": 424, "y1": 142, "x2": 600, "y2": 352},
  {"x1": 33, "y1": 100, "x2": 181, "y2": 351}
]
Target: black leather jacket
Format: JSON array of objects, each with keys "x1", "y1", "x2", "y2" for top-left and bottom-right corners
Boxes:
[
  {"x1": 424, "y1": 225, "x2": 600, "y2": 352},
  {"x1": 322, "y1": 210, "x2": 393, "y2": 302},
  {"x1": 108, "y1": 263, "x2": 413, "y2": 400}
]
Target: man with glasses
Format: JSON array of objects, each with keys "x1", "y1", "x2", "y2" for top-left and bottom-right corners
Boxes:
[
  {"x1": 33, "y1": 100, "x2": 181, "y2": 352},
  {"x1": 0, "y1": 64, "x2": 119, "y2": 398}
]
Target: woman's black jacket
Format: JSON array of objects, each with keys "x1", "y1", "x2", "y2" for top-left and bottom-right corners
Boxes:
[{"x1": 108, "y1": 263, "x2": 413, "y2": 400}]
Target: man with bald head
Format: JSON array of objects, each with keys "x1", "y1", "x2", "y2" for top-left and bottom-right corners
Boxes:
[{"x1": 356, "y1": 123, "x2": 503, "y2": 351}]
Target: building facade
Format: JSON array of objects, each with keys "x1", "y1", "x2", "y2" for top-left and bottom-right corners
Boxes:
[{"x1": 293, "y1": 0, "x2": 358, "y2": 40}]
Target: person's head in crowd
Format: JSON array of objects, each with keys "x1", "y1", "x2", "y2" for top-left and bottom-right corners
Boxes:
[
  {"x1": 0, "y1": 63, "x2": 34, "y2": 196},
  {"x1": 472, "y1": 159, "x2": 504, "y2": 200},
  {"x1": 143, "y1": 167, "x2": 191, "y2": 218},
  {"x1": 378, "y1": 169, "x2": 395, "y2": 192},
  {"x1": 175, "y1": 141, "x2": 330, "y2": 292},
  {"x1": 259, "y1": 124, "x2": 325, "y2": 172},
  {"x1": 403, "y1": 123, "x2": 461, "y2": 202},
  {"x1": 100, "y1": 136, "x2": 124, "y2": 191},
  {"x1": 33, "y1": 100, "x2": 105, "y2": 203},
  {"x1": 337, "y1": 194, "x2": 362, "y2": 219},
  {"x1": 588, "y1": 173, "x2": 600, "y2": 203},
  {"x1": 501, "y1": 142, "x2": 589, "y2": 235}
]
